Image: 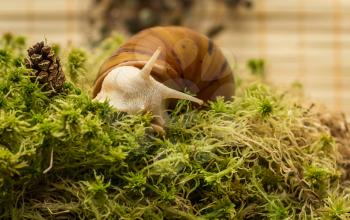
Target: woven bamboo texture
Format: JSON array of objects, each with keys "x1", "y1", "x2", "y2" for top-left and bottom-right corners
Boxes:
[{"x1": 198, "y1": 0, "x2": 350, "y2": 115}]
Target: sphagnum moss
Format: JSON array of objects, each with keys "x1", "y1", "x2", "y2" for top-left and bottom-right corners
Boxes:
[{"x1": 0, "y1": 34, "x2": 350, "y2": 219}]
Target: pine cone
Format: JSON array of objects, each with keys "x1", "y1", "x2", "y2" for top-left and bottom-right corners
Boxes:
[{"x1": 25, "y1": 41, "x2": 65, "y2": 95}]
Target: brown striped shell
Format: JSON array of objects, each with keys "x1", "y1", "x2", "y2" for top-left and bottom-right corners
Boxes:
[{"x1": 93, "y1": 26, "x2": 235, "y2": 104}]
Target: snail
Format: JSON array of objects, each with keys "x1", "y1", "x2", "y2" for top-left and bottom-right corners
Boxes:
[{"x1": 93, "y1": 26, "x2": 235, "y2": 133}]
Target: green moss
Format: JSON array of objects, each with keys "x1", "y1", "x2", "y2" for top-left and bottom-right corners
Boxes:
[
  {"x1": 319, "y1": 191, "x2": 350, "y2": 219},
  {"x1": 0, "y1": 33, "x2": 349, "y2": 219},
  {"x1": 247, "y1": 58, "x2": 265, "y2": 77},
  {"x1": 257, "y1": 97, "x2": 273, "y2": 117},
  {"x1": 66, "y1": 48, "x2": 88, "y2": 83}
]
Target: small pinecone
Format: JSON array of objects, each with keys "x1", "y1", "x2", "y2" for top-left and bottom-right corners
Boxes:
[{"x1": 24, "y1": 41, "x2": 65, "y2": 95}]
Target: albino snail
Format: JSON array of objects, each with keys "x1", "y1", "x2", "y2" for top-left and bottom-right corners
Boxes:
[{"x1": 93, "y1": 26, "x2": 235, "y2": 132}]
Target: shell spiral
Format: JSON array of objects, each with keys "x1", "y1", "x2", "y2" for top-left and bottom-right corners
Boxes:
[{"x1": 93, "y1": 26, "x2": 235, "y2": 104}]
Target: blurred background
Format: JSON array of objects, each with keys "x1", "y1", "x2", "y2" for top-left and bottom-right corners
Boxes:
[{"x1": 0, "y1": 0, "x2": 349, "y2": 116}]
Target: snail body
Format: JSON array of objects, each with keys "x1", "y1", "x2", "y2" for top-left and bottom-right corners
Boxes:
[{"x1": 93, "y1": 26, "x2": 235, "y2": 131}]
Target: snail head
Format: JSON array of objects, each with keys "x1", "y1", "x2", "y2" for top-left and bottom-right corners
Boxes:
[{"x1": 94, "y1": 47, "x2": 203, "y2": 129}]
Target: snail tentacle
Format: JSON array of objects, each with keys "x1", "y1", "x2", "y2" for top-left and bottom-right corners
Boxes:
[
  {"x1": 158, "y1": 82, "x2": 203, "y2": 105},
  {"x1": 140, "y1": 47, "x2": 161, "y2": 80}
]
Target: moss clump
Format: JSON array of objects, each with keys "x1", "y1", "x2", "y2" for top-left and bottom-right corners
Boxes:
[
  {"x1": 66, "y1": 48, "x2": 88, "y2": 84},
  {"x1": 0, "y1": 34, "x2": 350, "y2": 219},
  {"x1": 247, "y1": 58, "x2": 265, "y2": 77}
]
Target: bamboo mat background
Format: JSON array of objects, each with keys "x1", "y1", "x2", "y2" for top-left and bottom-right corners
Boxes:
[
  {"x1": 0, "y1": 0, "x2": 88, "y2": 44},
  {"x1": 0, "y1": 0, "x2": 349, "y2": 116}
]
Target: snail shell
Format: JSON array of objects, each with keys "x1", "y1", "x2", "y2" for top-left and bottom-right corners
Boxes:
[
  {"x1": 93, "y1": 26, "x2": 234, "y2": 102},
  {"x1": 93, "y1": 26, "x2": 235, "y2": 132}
]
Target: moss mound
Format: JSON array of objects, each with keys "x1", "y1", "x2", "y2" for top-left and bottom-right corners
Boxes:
[{"x1": 0, "y1": 34, "x2": 350, "y2": 219}]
